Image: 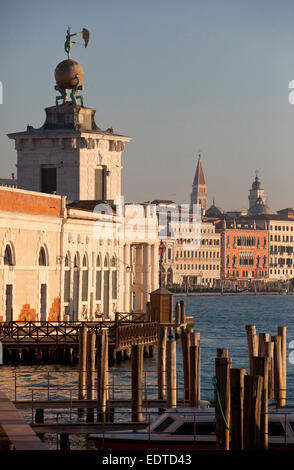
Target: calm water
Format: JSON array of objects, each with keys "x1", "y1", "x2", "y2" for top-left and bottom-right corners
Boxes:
[{"x1": 1, "y1": 294, "x2": 294, "y2": 449}]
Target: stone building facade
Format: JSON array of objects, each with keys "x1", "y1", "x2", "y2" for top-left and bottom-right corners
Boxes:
[
  {"x1": 0, "y1": 186, "x2": 159, "y2": 322},
  {"x1": 0, "y1": 187, "x2": 63, "y2": 322},
  {"x1": 254, "y1": 215, "x2": 294, "y2": 281},
  {"x1": 174, "y1": 220, "x2": 221, "y2": 288},
  {"x1": 3, "y1": 91, "x2": 159, "y2": 321},
  {"x1": 158, "y1": 208, "x2": 221, "y2": 288}
]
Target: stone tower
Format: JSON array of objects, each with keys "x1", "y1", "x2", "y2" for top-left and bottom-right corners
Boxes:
[
  {"x1": 190, "y1": 154, "x2": 208, "y2": 214},
  {"x1": 8, "y1": 103, "x2": 131, "y2": 202},
  {"x1": 248, "y1": 173, "x2": 267, "y2": 214}
]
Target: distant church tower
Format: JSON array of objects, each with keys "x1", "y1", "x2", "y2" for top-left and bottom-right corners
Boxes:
[
  {"x1": 248, "y1": 171, "x2": 268, "y2": 215},
  {"x1": 190, "y1": 154, "x2": 208, "y2": 214}
]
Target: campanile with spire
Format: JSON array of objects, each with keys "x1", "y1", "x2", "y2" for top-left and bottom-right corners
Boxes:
[{"x1": 190, "y1": 153, "x2": 208, "y2": 214}]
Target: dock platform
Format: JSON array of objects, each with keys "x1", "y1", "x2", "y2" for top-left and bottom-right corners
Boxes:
[{"x1": 0, "y1": 392, "x2": 47, "y2": 450}]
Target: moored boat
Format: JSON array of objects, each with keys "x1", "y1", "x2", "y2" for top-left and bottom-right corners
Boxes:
[{"x1": 88, "y1": 406, "x2": 294, "y2": 450}]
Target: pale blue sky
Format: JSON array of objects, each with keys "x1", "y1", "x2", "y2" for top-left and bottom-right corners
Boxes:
[{"x1": 1, "y1": 0, "x2": 294, "y2": 211}]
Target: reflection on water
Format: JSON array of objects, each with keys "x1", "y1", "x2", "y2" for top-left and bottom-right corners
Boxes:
[{"x1": 1, "y1": 295, "x2": 294, "y2": 449}]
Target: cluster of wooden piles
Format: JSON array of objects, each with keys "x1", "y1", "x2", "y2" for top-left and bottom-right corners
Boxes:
[
  {"x1": 77, "y1": 316, "x2": 201, "y2": 423},
  {"x1": 215, "y1": 325, "x2": 287, "y2": 450}
]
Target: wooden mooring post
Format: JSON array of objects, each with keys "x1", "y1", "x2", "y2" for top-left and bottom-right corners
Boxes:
[
  {"x1": 258, "y1": 333, "x2": 270, "y2": 357},
  {"x1": 264, "y1": 341, "x2": 274, "y2": 400},
  {"x1": 252, "y1": 356, "x2": 269, "y2": 449},
  {"x1": 86, "y1": 331, "x2": 96, "y2": 422},
  {"x1": 97, "y1": 329, "x2": 108, "y2": 422},
  {"x1": 86, "y1": 331, "x2": 96, "y2": 400},
  {"x1": 243, "y1": 374, "x2": 263, "y2": 450},
  {"x1": 277, "y1": 326, "x2": 287, "y2": 407},
  {"x1": 166, "y1": 339, "x2": 177, "y2": 408},
  {"x1": 174, "y1": 302, "x2": 181, "y2": 338},
  {"x1": 131, "y1": 344, "x2": 144, "y2": 422},
  {"x1": 190, "y1": 331, "x2": 200, "y2": 347},
  {"x1": 271, "y1": 335, "x2": 284, "y2": 407},
  {"x1": 245, "y1": 325, "x2": 258, "y2": 375},
  {"x1": 230, "y1": 368, "x2": 245, "y2": 450},
  {"x1": 189, "y1": 345, "x2": 200, "y2": 407},
  {"x1": 157, "y1": 326, "x2": 167, "y2": 400},
  {"x1": 181, "y1": 330, "x2": 191, "y2": 403},
  {"x1": 217, "y1": 348, "x2": 228, "y2": 358},
  {"x1": 180, "y1": 300, "x2": 186, "y2": 325},
  {"x1": 78, "y1": 325, "x2": 88, "y2": 401},
  {"x1": 215, "y1": 355, "x2": 231, "y2": 450}
]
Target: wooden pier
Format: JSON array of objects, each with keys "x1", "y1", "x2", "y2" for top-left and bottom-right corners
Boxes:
[
  {"x1": 0, "y1": 392, "x2": 47, "y2": 450},
  {"x1": 1, "y1": 296, "x2": 288, "y2": 452},
  {"x1": 0, "y1": 314, "x2": 159, "y2": 364}
]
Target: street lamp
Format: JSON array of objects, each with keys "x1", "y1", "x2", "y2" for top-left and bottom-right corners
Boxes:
[{"x1": 159, "y1": 240, "x2": 166, "y2": 288}]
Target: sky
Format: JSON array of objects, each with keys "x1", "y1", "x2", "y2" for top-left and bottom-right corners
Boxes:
[{"x1": 0, "y1": 0, "x2": 294, "y2": 211}]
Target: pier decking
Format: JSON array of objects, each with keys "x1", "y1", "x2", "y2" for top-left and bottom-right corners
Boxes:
[
  {"x1": 0, "y1": 392, "x2": 47, "y2": 450},
  {"x1": 0, "y1": 316, "x2": 159, "y2": 364}
]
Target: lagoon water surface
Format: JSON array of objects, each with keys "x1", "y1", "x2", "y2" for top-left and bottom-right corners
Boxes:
[{"x1": 0, "y1": 294, "x2": 293, "y2": 449}]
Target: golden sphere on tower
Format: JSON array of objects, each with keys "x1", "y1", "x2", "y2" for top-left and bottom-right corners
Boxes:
[{"x1": 54, "y1": 59, "x2": 84, "y2": 89}]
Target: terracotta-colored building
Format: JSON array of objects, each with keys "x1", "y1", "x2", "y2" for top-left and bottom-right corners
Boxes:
[{"x1": 216, "y1": 218, "x2": 269, "y2": 283}]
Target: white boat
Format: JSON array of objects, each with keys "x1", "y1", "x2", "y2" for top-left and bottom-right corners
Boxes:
[{"x1": 88, "y1": 405, "x2": 294, "y2": 450}]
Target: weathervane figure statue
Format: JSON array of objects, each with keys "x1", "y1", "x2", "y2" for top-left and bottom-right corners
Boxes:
[
  {"x1": 54, "y1": 26, "x2": 89, "y2": 106},
  {"x1": 64, "y1": 26, "x2": 90, "y2": 59}
]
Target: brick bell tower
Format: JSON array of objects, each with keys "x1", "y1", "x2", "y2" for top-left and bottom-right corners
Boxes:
[{"x1": 190, "y1": 153, "x2": 208, "y2": 215}]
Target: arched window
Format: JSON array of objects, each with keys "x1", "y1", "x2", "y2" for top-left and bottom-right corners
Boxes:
[
  {"x1": 96, "y1": 254, "x2": 102, "y2": 301},
  {"x1": 4, "y1": 244, "x2": 13, "y2": 266},
  {"x1": 64, "y1": 253, "x2": 71, "y2": 303},
  {"x1": 39, "y1": 247, "x2": 47, "y2": 266},
  {"x1": 82, "y1": 254, "x2": 88, "y2": 302},
  {"x1": 74, "y1": 253, "x2": 79, "y2": 269},
  {"x1": 103, "y1": 253, "x2": 110, "y2": 318},
  {"x1": 111, "y1": 256, "x2": 117, "y2": 300},
  {"x1": 73, "y1": 253, "x2": 80, "y2": 321}
]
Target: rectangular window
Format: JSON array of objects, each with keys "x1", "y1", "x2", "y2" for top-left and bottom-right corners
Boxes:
[
  {"x1": 112, "y1": 270, "x2": 117, "y2": 299},
  {"x1": 41, "y1": 167, "x2": 57, "y2": 194},
  {"x1": 82, "y1": 270, "x2": 88, "y2": 302},
  {"x1": 40, "y1": 284, "x2": 47, "y2": 321},
  {"x1": 64, "y1": 270, "x2": 70, "y2": 302},
  {"x1": 95, "y1": 168, "x2": 106, "y2": 200},
  {"x1": 96, "y1": 271, "x2": 102, "y2": 300}
]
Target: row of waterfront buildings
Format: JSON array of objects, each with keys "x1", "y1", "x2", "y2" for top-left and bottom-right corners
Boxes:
[
  {"x1": 0, "y1": 55, "x2": 293, "y2": 323},
  {"x1": 160, "y1": 157, "x2": 294, "y2": 289}
]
